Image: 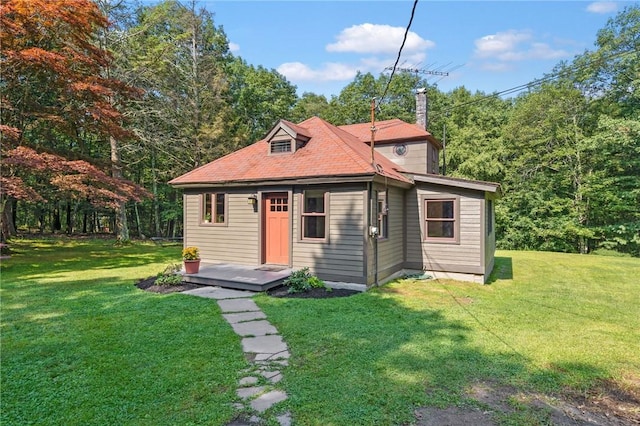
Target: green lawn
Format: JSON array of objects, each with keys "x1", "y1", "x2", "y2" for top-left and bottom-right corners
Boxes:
[
  {"x1": 2, "y1": 241, "x2": 639, "y2": 425},
  {"x1": 1, "y1": 238, "x2": 246, "y2": 425},
  {"x1": 255, "y1": 250, "x2": 640, "y2": 425}
]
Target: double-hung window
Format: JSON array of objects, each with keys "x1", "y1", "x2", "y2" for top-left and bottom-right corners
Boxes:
[
  {"x1": 424, "y1": 198, "x2": 458, "y2": 242},
  {"x1": 202, "y1": 193, "x2": 226, "y2": 225},
  {"x1": 301, "y1": 190, "x2": 327, "y2": 240}
]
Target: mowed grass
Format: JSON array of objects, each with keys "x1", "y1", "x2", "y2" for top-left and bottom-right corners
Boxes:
[
  {"x1": 1, "y1": 238, "x2": 246, "y2": 425},
  {"x1": 255, "y1": 250, "x2": 640, "y2": 425}
]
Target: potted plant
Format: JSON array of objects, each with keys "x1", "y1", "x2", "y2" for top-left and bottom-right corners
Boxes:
[
  {"x1": 182, "y1": 246, "x2": 200, "y2": 274},
  {"x1": 204, "y1": 213, "x2": 211, "y2": 223}
]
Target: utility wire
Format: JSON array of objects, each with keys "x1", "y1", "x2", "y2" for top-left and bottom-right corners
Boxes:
[
  {"x1": 430, "y1": 48, "x2": 636, "y2": 120},
  {"x1": 377, "y1": 0, "x2": 419, "y2": 107}
]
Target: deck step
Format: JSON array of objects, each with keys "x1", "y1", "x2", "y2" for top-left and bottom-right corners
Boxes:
[{"x1": 182, "y1": 263, "x2": 291, "y2": 292}]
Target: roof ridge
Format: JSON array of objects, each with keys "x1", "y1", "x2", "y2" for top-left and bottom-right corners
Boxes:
[
  {"x1": 312, "y1": 118, "x2": 376, "y2": 174},
  {"x1": 317, "y1": 118, "x2": 411, "y2": 182}
]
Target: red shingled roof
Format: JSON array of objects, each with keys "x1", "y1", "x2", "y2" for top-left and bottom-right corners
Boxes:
[
  {"x1": 169, "y1": 116, "x2": 412, "y2": 186},
  {"x1": 340, "y1": 118, "x2": 442, "y2": 149}
]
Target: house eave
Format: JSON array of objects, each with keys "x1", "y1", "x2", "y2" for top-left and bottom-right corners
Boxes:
[
  {"x1": 365, "y1": 135, "x2": 443, "y2": 150},
  {"x1": 170, "y1": 173, "x2": 381, "y2": 189},
  {"x1": 409, "y1": 173, "x2": 502, "y2": 196}
]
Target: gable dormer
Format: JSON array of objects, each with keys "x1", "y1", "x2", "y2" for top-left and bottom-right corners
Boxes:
[{"x1": 265, "y1": 120, "x2": 311, "y2": 155}]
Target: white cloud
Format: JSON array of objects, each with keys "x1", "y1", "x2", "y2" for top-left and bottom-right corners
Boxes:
[
  {"x1": 277, "y1": 62, "x2": 359, "y2": 82},
  {"x1": 278, "y1": 50, "x2": 429, "y2": 84},
  {"x1": 278, "y1": 23, "x2": 435, "y2": 85},
  {"x1": 586, "y1": 2, "x2": 618, "y2": 14},
  {"x1": 474, "y1": 30, "x2": 533, "y2": 58},
  {"x1": 326, "y1": 23, "x2": 435, "y2": 54},
  {"x1": 473, "y1": 30, "x2": 571, "y2": 71},
  {"x1": 228, "y1": 42, "x2": 240, "y2": 53}
]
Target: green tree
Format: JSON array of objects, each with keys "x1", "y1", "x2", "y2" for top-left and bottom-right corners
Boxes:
[
  {"x1": 437, "y1": 87, "x2": 510, "y2": 182},
  {"x1": 288, "y1": 92, "x2": 330, "y2": 123},
  {"x1": 499, "y1": 84, "x2": 592, "y2": 252},
  {"x1": 227, "y1": 58, "x2": 298, "y2": 142}
]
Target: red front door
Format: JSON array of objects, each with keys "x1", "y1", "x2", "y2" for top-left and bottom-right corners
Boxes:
[{"x1": 264, "y1": 193, "x2": 289, "y2": 265}]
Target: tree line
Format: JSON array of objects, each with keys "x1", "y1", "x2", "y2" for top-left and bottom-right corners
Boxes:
[{"x1": 1, "y1": 0, "x2": 638, "y2": 256}]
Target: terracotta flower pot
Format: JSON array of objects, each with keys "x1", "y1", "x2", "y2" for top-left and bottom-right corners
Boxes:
[{"x1": 184, "y1": 259, "x2": 201, "y2": 274}]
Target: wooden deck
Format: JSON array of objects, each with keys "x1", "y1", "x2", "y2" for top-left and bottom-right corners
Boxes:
[{"x1": 182, "y1": 263, "x2": 292, "y2": 292}]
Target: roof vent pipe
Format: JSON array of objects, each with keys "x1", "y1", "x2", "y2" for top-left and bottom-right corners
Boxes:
[{"x1": 415, "y1": 88, "x2": 428, "y2": 130}]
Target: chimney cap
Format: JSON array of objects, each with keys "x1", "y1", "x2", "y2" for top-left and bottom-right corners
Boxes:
[{"x1": 416, "y1": 87, "x2": 427, "y2": 94}]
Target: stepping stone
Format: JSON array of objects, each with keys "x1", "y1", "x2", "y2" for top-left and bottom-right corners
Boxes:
[
  {"x1": 182, "y1": 287, "x2": 255, "y2": 299},
  {"x1": 254, "y1": 350, "x2": 290, "y2": 361},
  {"x1": 231, "y1": 320, "x2": 278, "y2": 337},
  {"x1": 223, "y1": 311, "x2": 267, "y2": 324},
  {"x1": 268, "y1": 373, "x2": 283, "y2": 384},
  {"x1": 242, "y1": 335, "x2": 287, "y2": 354},
  {"x1": 237, "y1": 386, "x2": 265, "y2": 399},
  {"x1": 256, "y1": 359, "x2": 289, "y2": 367},
  {"x1": 277, "y1": 412, "x2": 292, "y2": 426},
  {"x1": 259, "y1": 370, "x2": 280, "y2": 380},
  {"x1": 218, "y1": 299, "x2": 260, "y2": 313},
  {"x1": 250, "y1": 390, "x2": 288, "y2": 413},
  {"x1": 239, "y1": 376, "x2": 259, "y2": 386}
]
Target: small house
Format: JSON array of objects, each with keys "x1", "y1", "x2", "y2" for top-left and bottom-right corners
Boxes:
[{"x1": 169, "y1": 92, "x2": 501, "y2": 289}]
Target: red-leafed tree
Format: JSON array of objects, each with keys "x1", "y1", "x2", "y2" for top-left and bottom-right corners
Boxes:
[{"x1": 0, "y1": 0, "x2": 146, "y2": 241}]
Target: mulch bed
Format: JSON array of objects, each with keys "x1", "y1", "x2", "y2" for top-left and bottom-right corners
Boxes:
[
  {"x1": 135, "y1": 276, "x2": 360, "y2": 298},
  {"x1": 135, "y1": 276, "x2": 205, "y2": 294}
]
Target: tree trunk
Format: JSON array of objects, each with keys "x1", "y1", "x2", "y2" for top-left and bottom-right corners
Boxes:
[
  {"x1": 110, "y1": 135, "x2": 129, "y2": 241},
  {"x1": 151, "y1": 149, "x2": 161, "y2": 237},
  {"x1": 66, "y1": 201, "x2": 73, "y2": 234},
  {"x1": 11, "y1": 199, "x2": 17, "y2": 234},
  {"x1": 134, "y1": 202, "x2": 143, "y2": 238},
  {"x1": 52, "y1": 204, "x2": 61, "y2": 232},
  {"x1": 0, "y1": 197, "x2": 16, "y2": 242}
]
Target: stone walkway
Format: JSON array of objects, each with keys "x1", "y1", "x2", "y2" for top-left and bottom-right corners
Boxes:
[{"x1": 182, "y1": 287, "x2": 291, "y2": 426}]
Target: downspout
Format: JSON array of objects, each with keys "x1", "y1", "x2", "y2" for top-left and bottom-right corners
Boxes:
[{"x1": 369, "y1": 98, "x2": 379, "y2": 286}]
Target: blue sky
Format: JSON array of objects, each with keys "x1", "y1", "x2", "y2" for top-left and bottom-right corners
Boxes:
[{"x1": 205, "y1": 1, "x2": 631, "y2": 97}]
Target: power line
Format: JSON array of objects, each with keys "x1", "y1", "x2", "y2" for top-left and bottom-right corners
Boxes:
[
  {"x1": 430, "y1": 47, "x2": 636, "y2": 120},
  {"x1": 377, "y1": 0, "x2": 419, "y2": 107}
]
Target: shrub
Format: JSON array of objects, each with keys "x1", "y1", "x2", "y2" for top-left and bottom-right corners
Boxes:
[
  {"x1": 156, "y1": 264, "x2": 183, "y2": 286},
  {"x1": 284, "y1": 267, "x2": 327, "y2": 293}
]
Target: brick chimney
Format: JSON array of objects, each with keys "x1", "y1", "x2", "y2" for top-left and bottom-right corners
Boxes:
[{"x1": 415, "y1": 88, "x2": 428, "y2": 130}]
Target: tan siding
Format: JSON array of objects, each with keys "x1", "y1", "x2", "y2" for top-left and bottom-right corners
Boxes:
[
  {"x1": 375, "y1": 141, "x2": 428, "y2": 174},
  {"x1": 406, "y1": 185, "x2": 484, "y2": 274},
  {"x1": 292, "y1": 186, "x2": 365, "y2": 280},
  {"x1": 376, "y1": 185, "x2": 405, "y2": 277},
  {"x1": 184, "y1": 191, "x2": 259, "y2": 265},
  {"x1": 484, "y1": 196, "x2": 496, "y2": 279}
]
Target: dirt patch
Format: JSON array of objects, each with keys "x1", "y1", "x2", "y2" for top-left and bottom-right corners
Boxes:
[
  {"x1": 415, "y1": 406, "x2": 495, "y2": 426},
  {"x1": 416, "y1": 379, "x2": 639, "y2": 426},
  {"x1": 266, "y1": 286, "x2": 360, "y2": 299}
]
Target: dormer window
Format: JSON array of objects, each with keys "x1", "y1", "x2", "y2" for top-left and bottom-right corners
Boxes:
[
  {"x1": 270, "y1": 139, "x2": 292, "y2": 154},
  {"x1": 265, "y1": 119, "x2": 311, "y2": 156}
]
